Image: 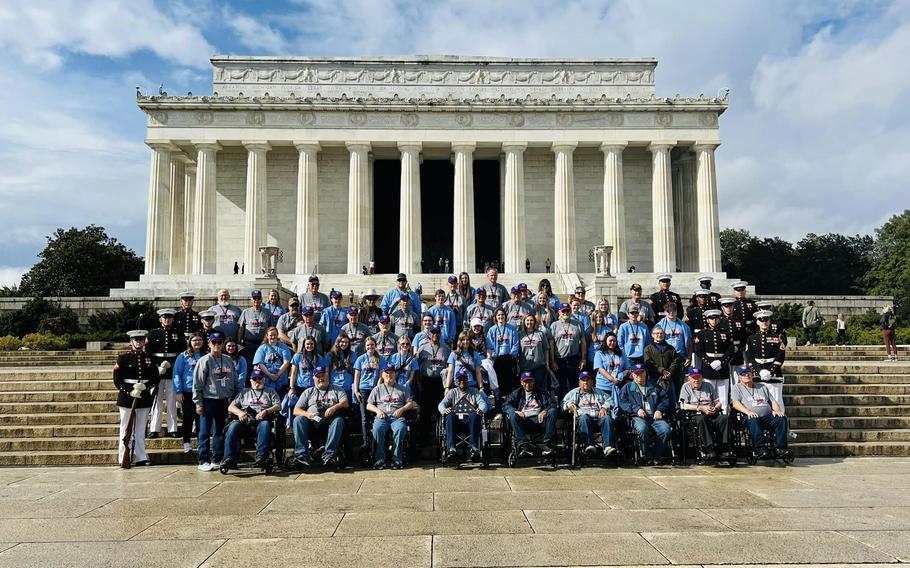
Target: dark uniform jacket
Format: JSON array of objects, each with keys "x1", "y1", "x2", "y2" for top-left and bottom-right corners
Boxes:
[
  {"x1": 744, "y1": 330, "x2": 787, "y2": 380},
  {"x1": 689, "y1": 291, "x2": 721, "y2": 311},
  {"x1": 113, "y1": 349, "x2": 160, "y2": 408},
  {"x1": 694, "y1": 326, "x2": 734, "y2": 380},
  {"x1": 649, "y1": 290, "x2": 682, "y2": 318},
  {"x1": 685, "y1": 305, "x2": 706, "y2": 335},
  {"x1": 719, "y1": 314, "x2": 748, "y2": 365},
  {"x1": 732, "y1": 297, "x2": 758, "y2": 335},
  {"x1": 174, "y1": 308, "x2": 202, "y2": 338},
  {"x1": 146, "y1": 326, "x2": 187, "y2": 372}
]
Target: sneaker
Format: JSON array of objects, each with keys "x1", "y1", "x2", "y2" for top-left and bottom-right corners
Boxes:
[
  {"x1": 541, "y1": 444, "x2": 555, "y2": 457},
  {"x1": 197, "y1": 462, "x2": 212, "y2": 472},
  {"x1": 323, "y1": 455, "x2": 338, "y2": 466},
  {"x1": 182, "y1": 443, "x2": 192, "y2": 454},
  {"x1": 221, "y1": 458, "x2": 237, "y2": 471},
  {"x1": 583, "y1": 445, "x2": 597, "y2": 455},
  {"x1": 134, "y1": 459, "x2": 151, "y2": 467},
  {"x1": 391, "y1": 461, "x2": 404, "y2": 470},
  {"x1": 604, "y1": 446, "x2": 617, "y2": 457},
  {"x1": 287, "y1": 456, "x2": 310, "y2": 469},
  {"x1": 445, "y1": 447, "x2": 457, "y2": 460},
  {"x1": 518, "y1": 444, "x2": 534, "y2": 458},
  {"x1": 468, "y1": 448, "x2": 481, "y2": 462},
  {"x1": 373, "y1": 460, "x2": 386, "y2": 470},
  {"x1": 147, "y1": 432, "x2": 160, "y2": 439}
]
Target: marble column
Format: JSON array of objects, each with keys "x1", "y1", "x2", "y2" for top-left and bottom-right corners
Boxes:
[
  {"x1": 649, "y1": 142, "x2": 677, "y2": 274},
  {"x1": 182, "y1": 164, "x2": 196, "y2": 275},
  {"x1": 242, "y1": 142, "x2": 270, "y2": 275},
  {"x1": 346, "y1": 142, "x2": 372, "y2": 275},
  {"x1": 600, "y1": 143, "x2": 627, "y2": 273},
  {"x1": 294, "y1": 142, "x2": 320, "y2": 275},
  {"x1": 679, "y1": 153, "x2": 699, "y2": 272},
  {"x1": 144, "y1": 142, "x2": 173, "y2": 275},
  {"x1": 452, "y1": 143, "x2": 476, "y2": 274},
  {"x1": 502, "y1": 143, "x2": 527, "y2": 274},
  {"x1": 398, "y1": 143, "x2": 422, "y2": 274},
  {"x1": 695, "y1": 142, "x2": 722, "y2": 272},
  {"x1": 167, "y1": 157, "x2": 187, "y2": 275},
  {"x1": 191, "y1": 142, "x2": 219, "y2": 275},
  {"x1": 552, "y1": 143, "x2": 577, "y2": 273},
  {"x1": 672, "y1": 163, "x2": 684, "y2": 270}
]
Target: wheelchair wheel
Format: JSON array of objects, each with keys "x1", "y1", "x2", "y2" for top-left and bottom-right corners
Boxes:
[
  {"x1": 219, "y1": 462, "x2": 230, "y2": 475},
  {"x1": 746, "y1": 453, "x2": 757, "y2": 465},
  {"x1": 507, "y1": 449, "x2": 517, "y2": 468}
]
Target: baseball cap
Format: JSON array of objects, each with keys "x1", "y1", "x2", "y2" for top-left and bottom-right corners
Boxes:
[
  {"x1": 302, "y1": 307, "x2": 314, "y2": 316},
  {"x1": 250, "y1": 290, "x2": 262, "y2": 298},
  {"x1": 520, "y1": 371, "x2": 535, "y2": 382},
  {"x1": 737, "y1": 365, "x2": 753, "y2": 375},
  {"x1": 208, "y1": 331, "x2": 225, "y2": 342},
  {"x1": 313, "y1": 366, "x2": 326, "y2": 376},
  {"x1": 250, "y1": 369, "x2": 265, "y2": 381},
  {"x1": 288, "y1": 298, "x2": 301, "y2": 307},
  {"x1": 630, "y1": 363, "x2": 646, "y2": 374},
  {"x1": 396, "y1": 273, "x2": 407, "y2": 281},
  {"x1": 686, "y1": 368, "x2": 703, "y2": 379},
  {"x1": 447, "y1": 275, "x2": 458, "y2": 284},
  {"x1": 578, "y1": 371, "x2": 593, "y2": 381}
]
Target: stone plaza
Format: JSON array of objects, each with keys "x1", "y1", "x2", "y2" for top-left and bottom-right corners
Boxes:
[
  {"x1": 0, "y1": 458, "x2": 908, "y2": 567},
  {"x1": 127, "y1": 55, "x2": 730, "y2": 298}
]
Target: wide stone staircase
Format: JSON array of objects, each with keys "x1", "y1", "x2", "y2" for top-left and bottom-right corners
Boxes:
[{"x1": 0, "y1": 345, "x2": 907, "y2": 465}]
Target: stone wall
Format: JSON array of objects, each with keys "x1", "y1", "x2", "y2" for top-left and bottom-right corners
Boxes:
[
  {"x1": 622, "y1": 148, "x2": 653, "y2": 272},
  {"x1": 317, "y1": 147, "x2": 350, "y2": 274},
  {"x1": 215, "y1": 147, "x2": 246, "y2": 272}
]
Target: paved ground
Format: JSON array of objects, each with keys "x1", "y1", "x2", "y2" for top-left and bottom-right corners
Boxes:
[{"x1": 0, "y1": 458, "x2": 908, "y2": 567}]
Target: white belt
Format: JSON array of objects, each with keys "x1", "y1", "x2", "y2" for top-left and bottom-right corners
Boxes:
[
  {"x1": 706, "y1": 352, "x2": 724, "y2": 358},
  {"x1": 152, "y1": 352, "x2": 179, "y2": 358},
  {"x1": 124, "y1": 379, "x2": 144, "y2": 384},
  {"x1": 754, "y1": 357, "x2": 776, "y2": 364}
]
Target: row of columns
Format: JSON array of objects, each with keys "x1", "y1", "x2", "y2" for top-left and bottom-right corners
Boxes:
[{"x1": 144, "y1": 140, "x2": 721, "y2": 276}]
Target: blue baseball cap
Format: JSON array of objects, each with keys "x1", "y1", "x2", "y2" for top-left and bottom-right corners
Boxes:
[
  {"x1": 578, "y1": 371, "x2": 593, "y2": 381},
  {"x1": 313, "y1": 366, "x2": 326, "y2": 376},
  {"x1": 520, "y1": 371, "x2": 535, "y2": 382},
  {"x1": 737, "y1": 365, "x2": 753, "y2": 375},
  {"x1": 559, "y1": 303, "x2": 571, "y2": 312},
  {"x1": 382, "y1": 363, "x2": 396, "y2": 373},
  {"x1": 428, "y1": 325, "x2": 440, "y2": 334},
  {"x1": 329, "y1": 290, "x2": 342, "y2": 299},
  {"x1": 208, "y1": 331, "x2": 225, "y2": 342},
  {"x1": 250, "y1": 290, "x2": 262, "y2": 298},
  {"x1": 687, "y1": 368, "x2": 703, "y2": 379},
  {"x1": 447, "y1": 275, "x2": 458, "y2": 284},
  {"x1": 630, "y1": 363, "x2": 646, "y2": 374},
  {"x1": 250, "y1": 369, "x2": 265, "y2": 381},
  {"x1": 454, "y1": 368, "x2": 469, "y2": 380},
  {"x1": 378, "y1": 315, "x2": 391, "y2": 323}
]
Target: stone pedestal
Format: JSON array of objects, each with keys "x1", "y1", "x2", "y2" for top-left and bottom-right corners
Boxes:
[{"x1": 592, "y1": 274, "x2": 620, "y2": 314}]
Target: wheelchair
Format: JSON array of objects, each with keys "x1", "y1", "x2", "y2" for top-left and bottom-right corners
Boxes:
[
  {"x1": 502, "y1": 411, "x2": 559, "y2": 468},
  {"x1": 364, "y1": 407, "x2": 419, "y2": 468},
  {"x1": 730, "y1": 410, "x2": 795, "y2": 465},
  {"x1": 285, "y1": 409, "x2": 352, "y2": 470},
  {"x1": 617, "y1": 413, "x2": 675, "y2": 466},
  {"x1": 436, "y1": 410, "x2": 492, "y2": 467},
  {"x1": 673, "y1": 410, "x2": 736, "y2": 467},
  {"x1": 218, "y1": 411, "x2": 285, "y2": 475},
  {"x1": 564, "y1": 410, "x2": 621, "y2": 469}
]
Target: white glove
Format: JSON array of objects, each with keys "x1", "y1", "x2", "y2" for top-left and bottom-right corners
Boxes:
[
  {"x1": 160, "y1": 360, "x2": 172, "y2": 371},
  {"x1": 759, "y1": 369, "x2": 772, "y2": 380},
  {"x1": 129, "y1": 383, "x2": 147, "y2": 399},
  {"x1": 710, "y1": 360, "x2": 723, "y2": 371},
  {"x1": 158, "y1": 362, "x2": 171, "y2": 376}
]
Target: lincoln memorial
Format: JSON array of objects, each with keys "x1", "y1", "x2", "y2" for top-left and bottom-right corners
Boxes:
[{"x1": 128, "y1": 55, "x2": 730, "y2": 295}]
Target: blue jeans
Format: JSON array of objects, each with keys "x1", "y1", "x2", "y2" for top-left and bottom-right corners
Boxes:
[
  {"x1": 372, "y1": 415, "x2": 407, "y2": 463},
  {"x1": 744, "y1": 414, "x2": 788, "y2": 451},
  {"x1": 224, "y1": 419, "x2": 272, "y2": 462},
  {"x1": 508, "y1": 411, "x2": 556, "y2": 446},
  {"x1": 358, "y1": 389, "x2": 372, "y2": 446},
  {"x1": 632, "y1": 416, "x2": 672, "y2": 459},
  {"x1": 577, "y1": 413, "x2": 615, "y2": 448},
  {"x1": 197, "y1": 398, "x2": 229, "y2": 465},
  {"x1": 293, "y1": 414, "x2": 345, "y2": 460},
  {"x1": 444, "y1": 412, "x2": 481, "y2": 450}
]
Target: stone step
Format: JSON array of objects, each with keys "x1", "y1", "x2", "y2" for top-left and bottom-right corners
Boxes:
[
  {"x1": 0, "y1": 412, "x2": 120, "y2": 426},
  {"x1": 0, "y1": 401, "x2": 115, "y2": 414},
  {"x1": 0, "y1": 436, "x2": 192, "y2": 452},
  {"x1": 0, "y1": 380, "x2": 113, "y2": 392},
  {"x1": 784, "y1": 394, "x2": 910, "y2": 405},
  {"x1": 791, "y1": 429, "x2": 910, "y2": 443},
  {"x1": 786, "y1": 374, "x2": 910, "y2": 385},
  {"x1": 784, "y1": 363, "x2": 910, "y2": 374},
  {"x1": 0, "y1": 448, "x2": 198, "y2": 467},
  {"x1": 786, "y1": 405, "x2": 910, "y2": 417},
  {"x1": 786, "y1": 384, "x2": 910, "y2": 395},
  {"x1": 779, "y1": 416, "x2": 910, "y2": 429},
  {"x1": 788, "y1": 356, "x2": 903, "y2": 362},
  {"x1": 0, "y1": 368, "x2": 111, "y2": 381},
  {"x1": 0, "y1": 424, "x2": 120, "y2": 438},
  {"x1": 790, "y1": 441, "x2": 910, "y2": 457},
  {"x1": 0, "y1": 390, "x2": 114, "y2": 403},
  {"x1": 0, "y1": 360, "x2": 117, "y2": 369}
]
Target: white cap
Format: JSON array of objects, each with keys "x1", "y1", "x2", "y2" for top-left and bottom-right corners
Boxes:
[
  {"x1": 470, "y1": 318, "x2": 484, "y2": 327},
  {"x1": 731, "y1": 281, "x2": 748, "y2": 289},
  {"x1": 719, "y1": 297, "x2": 735, "y2": 305},
  {"x1": 698, "y1": 276, "x2": 713, "y2": 283},
  {"x1": 657, "y1": 274, "x2": 672, "y2": 282}
]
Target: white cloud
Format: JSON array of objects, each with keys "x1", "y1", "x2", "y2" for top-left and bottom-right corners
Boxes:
[
  {"x1": 0, "y1": 267, "x2": 27, "y2": 288},
  {"x1": 224, "y1": 9, "x2": 289, "y2": 53},
  {"x1": 0, "y1": 0, "x2": 214, "y2": 70}
]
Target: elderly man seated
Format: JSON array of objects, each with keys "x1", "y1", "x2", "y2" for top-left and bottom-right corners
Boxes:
[
  {"x1": 221, "y1": 369, "x2": 281, "y2": 470},
  {"x1": 731, "y1": 365, "x2": 792, "y2": 461},
  {"x1": 287, "y1": 366, "x2": 349, "y2": 468},
  {"x1": 438, "y1": 368, "x2": 491, "y2": 462},
  {"x1": 367, "y1": 363, "x2": 417, "y2": 469},
  {"x1": 562, "y1": 371, "x2": 616, "y2": 457},
  {"x1": 503, "y1": 371, "x2": 558, "y2": 457},
  {"x1": 619, "y1": 363, "x2": 672, "y2": 464},
  {"x1": 678, "y1": 368, "x2": 732, "y2": 461}
]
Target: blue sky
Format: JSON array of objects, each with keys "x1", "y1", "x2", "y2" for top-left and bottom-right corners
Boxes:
[{"x1": 1, "y1": 0, "x2": 908, "y2": 286}]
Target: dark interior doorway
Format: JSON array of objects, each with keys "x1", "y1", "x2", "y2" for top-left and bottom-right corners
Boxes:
[
  {"x1": 372, "y1": 157, "x2": 501, "y2": 274},
  {"x1": 474, "y1": 160, "x2": 501, "y2": 272},
  {"x1": 372, "y1": 159, "x2": 401, "y2": 273}
]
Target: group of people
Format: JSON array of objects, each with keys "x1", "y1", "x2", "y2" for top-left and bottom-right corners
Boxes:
[{"x1": 114, "y1": 269, "x2": 793, "y2": 470}]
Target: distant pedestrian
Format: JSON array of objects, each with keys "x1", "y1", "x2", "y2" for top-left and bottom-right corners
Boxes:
[
  {"x1": 444, "y1": 258, "x2": 450, "y2": 273},
  {"x1": 881, "y1": 305, "x2": 898, "y2": 361},
  {"x1": 836, "y1": 314, "x2": 846, "y2": 345},
  {"x1": 233, "y1": 261, "x2": 240, "y2": 275},
  {"x1": 438, "y1": 257, "x2": 444, "y2": 273},
  {"x1": 801, "y1": 301, "x2": 822, "y2": 346},
  {"x1": 545, "y1": 258, "x2": 551, "y2": 272},
  {"x1": 525, "y1": 258, "x2": 531, "y2": 273}
]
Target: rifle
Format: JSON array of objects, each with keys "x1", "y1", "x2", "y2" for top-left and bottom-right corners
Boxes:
[{"x1": 120, "y1": 397, "x2": 139, "y2": 469}]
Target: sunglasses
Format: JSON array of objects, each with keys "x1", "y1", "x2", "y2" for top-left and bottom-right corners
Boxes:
[
  {"x1": 211, "y1": 340, "x2": 224, "y2": 345},
  {"x1": 757, "y1": 317, "x2": 770, "y2": 322}
]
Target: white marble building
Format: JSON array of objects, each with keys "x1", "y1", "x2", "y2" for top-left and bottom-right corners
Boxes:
[{"x1": 126, "y1": 55, "x2": 730, "y2": 296}]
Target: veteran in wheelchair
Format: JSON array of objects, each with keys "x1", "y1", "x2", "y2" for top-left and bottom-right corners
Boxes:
[
  {"x1": 619, "y1": 363, "x2": 672, "y2": 465},
  {"x1": 563, "y1": 371, "x2": 617, "y2": 466},
  {"x1": 677, "y1": 367, "x2": 734, "y2": 464},
  {"x1": 286, "y1": 366, "x2": 350, "y2": 469},
  {"x1": 220, "y1": 369, "x2": 282, "y2": 474},
  {"x1": 366, "y1": 363, "x2": 418, "y2": 469},
  {"x1": 438, "y1": 368, "x2": 492, "y2": 464},
  {"x1": 503, "y1": 371, "x2": 558, "y2": 463},
  {"x1": 730, "y1": 365, "x2": 793, "y2": 463}
]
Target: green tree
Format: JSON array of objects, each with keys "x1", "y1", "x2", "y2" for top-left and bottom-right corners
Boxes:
[
  {"x1": 794, "y1": 233, "x2": 873, "y2": 295},
  {"x1": 865, "y1": 209, "x2": 910, "y2": 320},
  {"x1": 720, "y1": 228, "x2": 755, "y2": 277},
  {"x1": 18, "y1": 226, "x2": 143, "y2": 297},
  {"x1": 0, "y1": 298, "x2": 79, "y2": 337}
]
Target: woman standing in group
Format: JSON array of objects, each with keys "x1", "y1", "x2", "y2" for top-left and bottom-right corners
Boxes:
[
  {"x1": 587, "y1": 310, "x2": 613, "y2": 373},
  {"x1": 324, "y1": 334, "x2": 356, "y2": 401},
  {"x1": 457, "y1": 272, "x2": 475, "y2": 310},
  {"x1": 486, "y1": 307, "x2": 519, "y2": 398},
  {"x1": 264, "y1": 289, "x2": 285, "y2": 319},
  {"x1": 594, "y1": 332, "x2": 627, "y2": 392},
  {"x1": 389, "y1": 335, "x2": 419, "y2": 393},
  {"x1": 289, "y1": 336, "x2": 320, "y2": 396},
  {"x1": 596, "y1": 298, "x2": 619, "y2": 333},
  {"x1": 518, "y1": 314, "x2": 554, "y2": 386},
  {"x1": 253, "y1": 327, "x2": 292, "y2": 398},
  {"x1": 446, "y1": 331, "x2": 485, "y2": 392},
  {"x1": 224, "y1": 337, "x2": 248, "y2": 391},
  {"x1": 173, "y1": 332, "x2": 205, "y2": 454},
  {"x1": 353, "y1": 336, "x2": 384, "y2": 450},
  {"x1": 533, "y1": 279, "x2": 561, "y2": 311},
  {"x1": 532, "y1": 292, "x2": 557, "y2": 329},
  {"x1": 411, "y1": 313, "x2": 435, "y2": 353}
]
